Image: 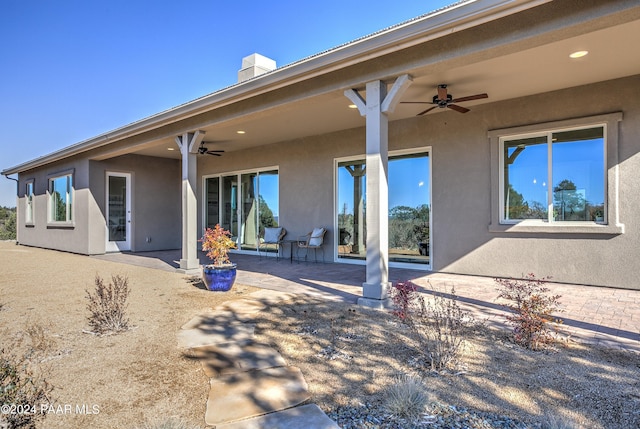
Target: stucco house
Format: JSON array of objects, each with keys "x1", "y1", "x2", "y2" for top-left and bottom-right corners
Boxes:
[{"x1": 3, "y1": 0, "x2": 640, "y2": 306}]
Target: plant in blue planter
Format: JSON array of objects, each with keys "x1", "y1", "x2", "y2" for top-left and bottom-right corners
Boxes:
[{"x1": 200, "y1": 224, "x2": 237, "y2": 291}]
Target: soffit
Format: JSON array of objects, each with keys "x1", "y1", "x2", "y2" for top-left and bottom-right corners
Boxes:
[{"x1": 127, "y1": 17, "x2": 639, "y2": 160}]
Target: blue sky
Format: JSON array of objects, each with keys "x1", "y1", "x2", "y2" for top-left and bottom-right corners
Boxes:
[{"x1": 0, "y1": 0, "x2": 456, "y2": 207}]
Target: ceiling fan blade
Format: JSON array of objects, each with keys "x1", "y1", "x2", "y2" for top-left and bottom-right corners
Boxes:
[
  {"x1": 401, "y1": 101, "x2": 433, "y2": 104},
  {"x1": 206, "y1": 152, "x2": 222, "y2": 156},
  {"x1": 417, "y1": 106, "x2": 438, "y2": 116},
  {"x1": 448, "y1": 104, "x2": 470, "y2": 113},
  {"x1": 437, "y1": 85, "x2": 448, "y2": 101},
  {"x1": 451, "y1": 93, "x2": 488, "y2": 103}
]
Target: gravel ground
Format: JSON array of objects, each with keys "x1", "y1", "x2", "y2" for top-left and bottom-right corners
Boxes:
[
  {"x1": 327, "y1": 402, "x2": 529, "y2": 429},
  {"x1": 252, "y1": 297, "x2": 640, "y2": 429}
]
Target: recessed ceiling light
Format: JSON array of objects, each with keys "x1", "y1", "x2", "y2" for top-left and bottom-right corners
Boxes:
[
  {"x1": 348, "y1": 104, "x2": 357, "y2": 109},
  {"x1": 167, "y1": 147, "x2": 175, "y2": 151},
  {"x1": 569, "y1": 50, "x2": 588, "y2": 59},
  {"x1": 236, "y1": 130, "x2": 246, "y2": 134}
]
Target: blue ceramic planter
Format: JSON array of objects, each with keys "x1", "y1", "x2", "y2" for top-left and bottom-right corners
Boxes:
[{"x1": 202, "y1": 264, "x2": 237, "y2": 291}]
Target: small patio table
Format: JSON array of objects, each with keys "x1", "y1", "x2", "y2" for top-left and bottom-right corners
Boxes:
[{"x1": 279, "y1": 239, "x2": 298, "y2": 263}]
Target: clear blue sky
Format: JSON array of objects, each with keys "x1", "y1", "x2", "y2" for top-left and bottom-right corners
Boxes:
[{"x1": 0, "y1": 0, "x2": 455, "y2": 207}]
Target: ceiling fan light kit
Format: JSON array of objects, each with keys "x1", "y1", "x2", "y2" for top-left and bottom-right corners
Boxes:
[
  {"x1": 403, "y1": 84, "x2": 488, "y2": 116},
  {"x1": 198, "y1": 142, "x2": 225, "y2": 156}
]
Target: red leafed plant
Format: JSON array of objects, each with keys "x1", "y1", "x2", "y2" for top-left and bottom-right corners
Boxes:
[
  {"x1": 390, "y1": 281, "x2": 420, "y2": 322},
  {"x1": 496, "y1": 273, "x2": 563, "y2": 350},
  {"x1": 200, "y1": 224, "x2": 237, "y2": 266}
]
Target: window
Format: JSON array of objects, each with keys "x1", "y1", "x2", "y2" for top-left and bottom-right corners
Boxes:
[
  {"x1": 25, "y1": 180, "x2": 34, "y2": 225},
  {"x1": 48, "y1": 173, "x2": 73, "y2": 224},
  {"x1": 502, "y1": 126, "x2": 604, "y2": 223},
  {"x1": 336, "y1": 150, "x2": 431, "y2": 266},
  {"x1": 204, "y1": 168, "x2": 279, "y2": 251},
  {"x1": 489, "y1": 112, "x2": 623, "y2": 234}
]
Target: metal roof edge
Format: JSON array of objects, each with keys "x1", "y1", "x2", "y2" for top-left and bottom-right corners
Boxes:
[{"x1": 2, "y1": 0, "x2": 551, "y2": 176}]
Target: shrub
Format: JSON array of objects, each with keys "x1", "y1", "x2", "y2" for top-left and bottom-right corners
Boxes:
[
  {"x1": 414, "y1": 286, "x2": 470, "y2": 370},
  {"x1": 85, "y1": 274, "x2": 131, "y2": 335},
  {"x1": 496, "y1": 274, "x2": 562, "y2": 350},
  {"x1": 389, "y1": 281, "x2": 419, "y2": 322},
  {"x1": 0, "y1": 348, "x2": 52, "y2": 429},
  {"x1": 25, "y1": 321, "x2": 55, "y2": 357},
  {"x1": 390, "y1": 281, "x2": 471, "y2": 371},
  {"x1": 382, "y1": 374, "x2": 430, "y2": 421}
]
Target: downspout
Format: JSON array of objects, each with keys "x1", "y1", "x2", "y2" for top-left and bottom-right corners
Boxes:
[{"x1": 3, "y1": 173, "x2": 19, "y2": 200}]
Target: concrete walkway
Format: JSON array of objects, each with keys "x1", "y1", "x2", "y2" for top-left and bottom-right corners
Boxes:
[{"x1": 178, "y1": 289, "x2": 340, "y2": 428}]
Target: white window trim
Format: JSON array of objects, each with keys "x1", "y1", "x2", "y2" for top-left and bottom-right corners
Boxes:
[
  {"x1": 47, "y1": 170, "x2": 74, "y2": 227},
  {"x1": 201, "y1": 166, "x2": 280, "y2": 254},
  {"x1": 25, "y1": 179, "x2": 35, "y2": 226},
  {"x1": 333, "y1": 147, "x2": 433, "y2": 270},
  {"x1": 489, "y1": 112, "x2": 623, "y2": 234}
]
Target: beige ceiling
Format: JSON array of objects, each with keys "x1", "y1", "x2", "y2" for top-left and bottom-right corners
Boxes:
[{"x1": 132, "y1": 19, "x2": 640, "y2": 160}]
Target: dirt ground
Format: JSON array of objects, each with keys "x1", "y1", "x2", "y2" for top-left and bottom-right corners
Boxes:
[
  {"x1": 0, "y1": 242, "x2": 258, "y2": 429},
  {"x1": 1, "y1": 241, "x2": 639, "y2": 429}
]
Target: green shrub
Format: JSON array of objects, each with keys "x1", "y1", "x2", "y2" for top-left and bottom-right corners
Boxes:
[
  {"x1": 496, "y1": 274, "x2": 563, "y2": 350},
  {"x1": 0, "y1": 208, "x2": 16, "y2": 240},
  {"x1": 85, "y1": 275, "x2": 131, "y2": 335},
  {"x1": 382, "y1": 374, "x2": 430, "y2": 421}
]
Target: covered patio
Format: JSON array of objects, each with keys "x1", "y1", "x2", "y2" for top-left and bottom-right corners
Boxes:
[{"x1": 92, "y1": 250, "x2": 640, "y2": 353}]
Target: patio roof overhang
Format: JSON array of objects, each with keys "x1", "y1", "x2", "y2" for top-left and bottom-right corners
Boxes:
[{"x1": 3, "y1": 0, "x2": 640, "y2": 175}]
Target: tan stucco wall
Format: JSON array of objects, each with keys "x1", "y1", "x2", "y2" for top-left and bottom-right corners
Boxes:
[
  {"x1": 16, "y1": 154, "x2": 180, "y2": 255},
  {"x1": 198, "y1": 74, "x2": 640, "y2": 289},
  {"x1": 89, "y1": 155, "x2": 181, "y2": 253},
  {"x1": 17, "y1": 157, "x2": 93, "y2": 254},
  {"x1": 15, "y1": 74, "x2": 639, "y2": 289}
]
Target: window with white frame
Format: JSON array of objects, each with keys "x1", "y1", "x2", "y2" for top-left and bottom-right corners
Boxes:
[
  {"x1": 501, "y1": 126, "x2": 605, "y2": 223},
  {"x1": 489, "y1": 112, "x2": 623, "y2": 234},
  {"x1": 48, "y1": 173, "x2": 73, "y2": 223},
  {"x1": 203, "y1": 168, "x2": 279, "y2": 251},
  {"x1": 336, "y1": 150, "x2": 431, "y2": 266},
  {"x1": 25, "y1": 180, "x2": 34, "y2": 225}
]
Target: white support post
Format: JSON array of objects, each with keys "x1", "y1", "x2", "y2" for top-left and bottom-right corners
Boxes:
[
  {"x1": 175, "y1": 130, "x2": 205, "y2": 274},
  {"x1": 344, "y1": 75, "x2": 412, "y2": 309}
]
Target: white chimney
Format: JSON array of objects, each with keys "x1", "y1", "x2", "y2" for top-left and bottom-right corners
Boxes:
[{"x1": 238, "y1": 53, "x2": 277, "y2": 82}]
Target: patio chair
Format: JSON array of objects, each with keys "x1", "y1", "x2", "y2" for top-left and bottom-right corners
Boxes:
[
  {"x1": 296, "y1": 227, "x2": 327, "y2": 263},
  {"x1": 258, "y1": 227, "x2": 287, "y2": 260}
]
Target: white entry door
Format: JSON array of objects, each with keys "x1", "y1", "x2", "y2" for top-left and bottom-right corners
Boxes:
[{"x1": 106, "y1": 172, "x2": 132, "y2": 252}]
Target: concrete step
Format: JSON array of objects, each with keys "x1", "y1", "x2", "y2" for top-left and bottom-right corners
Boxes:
[
  {"x1": 214, "y1": 404, "x2": 340, "y2": 429},
  {"x1": 180, "y1": 310, "x2": 253, "y2": 330},
  {"x1": 189, "y1": 341, "x2": 286, "y2": 377},
  {"x1": 205, "y1": 366, "x2": 310, "y2": 426},
  {"x1": 176, "y1": 322, "x2": 255, "y2": 349}
]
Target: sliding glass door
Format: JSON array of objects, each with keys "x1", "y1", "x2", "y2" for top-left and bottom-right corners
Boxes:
[
  {"x1": 336, "y1": 150, "x2": 431, "y2": 266},
  {"x1": 204, "y1": 169, "x2": 279, "y2": 252}
]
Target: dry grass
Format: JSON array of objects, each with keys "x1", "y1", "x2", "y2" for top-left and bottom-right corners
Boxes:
[
  {"x1": 0, "y1": 242, "x2": 258, "y2": 429},
  {"x1": 1, "y1": 241, "x2": 639, "y2": 429}
]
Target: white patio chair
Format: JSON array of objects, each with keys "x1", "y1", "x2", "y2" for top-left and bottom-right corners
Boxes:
[
  {"x1": 258, "y1": 227, "x2": 287, "y2": 260},
  {"x1": 296, "y1": 227, "x2": 327, "y2": 263}
]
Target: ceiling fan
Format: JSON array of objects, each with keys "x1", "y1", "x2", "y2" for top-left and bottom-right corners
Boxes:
[
  {"x1": 402, "y1": 84, "x2": 488, "y2": 116},
  {"x1": 198, "y1": 142, "x2": 225, "y2": 156}
]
